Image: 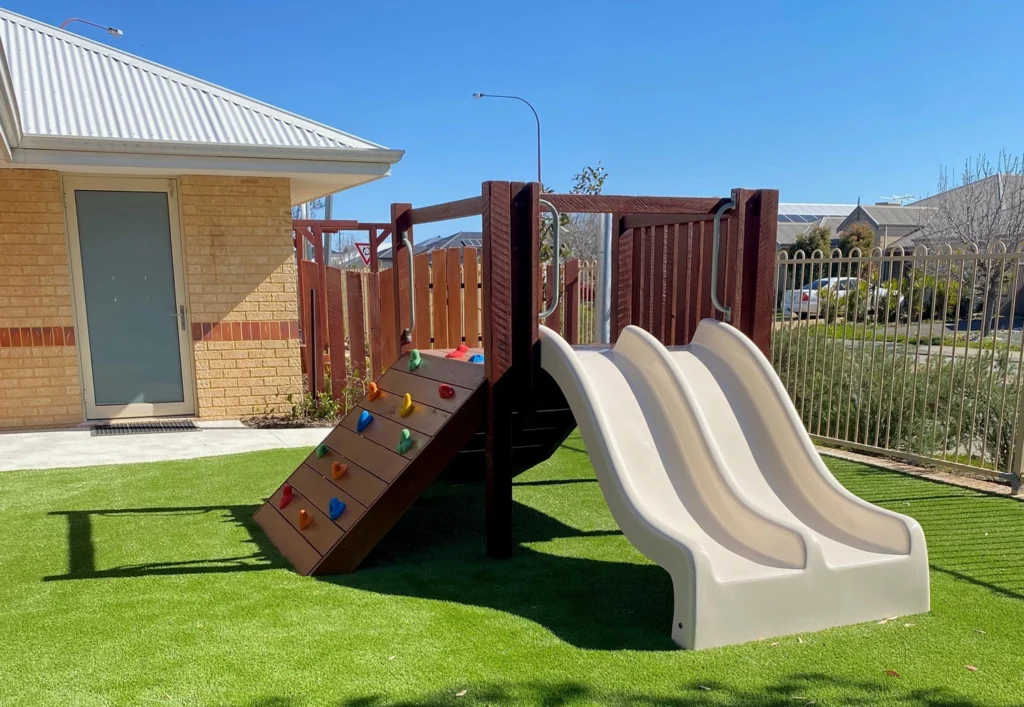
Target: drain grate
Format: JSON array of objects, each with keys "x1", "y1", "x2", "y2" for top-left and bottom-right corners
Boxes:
[{"x1": 91, "y1": 420, "x2": 200, "y2": 436}]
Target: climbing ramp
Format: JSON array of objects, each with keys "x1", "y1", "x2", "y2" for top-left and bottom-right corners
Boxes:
[{"x1": 253, "y1": 349, "x2": 485, "y2": 575}]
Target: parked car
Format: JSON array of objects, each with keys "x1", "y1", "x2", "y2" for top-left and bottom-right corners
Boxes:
[{"x1": 781, "y1": 277, "x2": 904, "y2": 319}]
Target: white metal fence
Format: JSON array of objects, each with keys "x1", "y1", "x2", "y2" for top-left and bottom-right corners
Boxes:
[{"x1": 773, "y1": 243, "x2": 1024, "y2": 489}]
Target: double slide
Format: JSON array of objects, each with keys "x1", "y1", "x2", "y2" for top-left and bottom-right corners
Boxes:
[{"x1": 540, "y1": 320, "x2": 929, "y2": 649}]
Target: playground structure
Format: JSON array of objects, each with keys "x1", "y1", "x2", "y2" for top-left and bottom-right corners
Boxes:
[{"x1": 254, "y1": 182, "x2": 929, "y2": 649}]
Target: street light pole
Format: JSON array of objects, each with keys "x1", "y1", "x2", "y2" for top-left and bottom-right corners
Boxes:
[
  {"x1": 60, "y1": 18, "x2": 124, "y2": 37},
  {"x1": 472, "y1": 92, "x2": 542, "y2": 185}
]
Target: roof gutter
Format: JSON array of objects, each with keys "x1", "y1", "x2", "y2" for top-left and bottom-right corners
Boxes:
[{"x1": 15, "y1": 135, "x2": 404, "y2": 165}]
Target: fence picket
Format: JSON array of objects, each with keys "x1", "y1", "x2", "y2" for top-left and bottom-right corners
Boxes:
[
  {"x1": 446, "y1": 248, "x2": 462, "y2": 346},
  {"x1": 346, "y1": 270, "x2": 367, "y2": 380},
  {"x1": 464, "y1": 247, "x2": 480, "y2": 347}
]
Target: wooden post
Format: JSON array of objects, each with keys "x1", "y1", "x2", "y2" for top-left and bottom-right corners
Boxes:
[
  {"x1": 481, "y1": 180, "x2": 514, "y2": 559},
  {"x1": 325, "y1": 266, "x2": 347, "y2": 403},
  {"x1": 731, "y1": 189, "x2": 779, "y2": 356},
  {"x1": 391, "y1": 203, "x2": 413, "y2": 353}
]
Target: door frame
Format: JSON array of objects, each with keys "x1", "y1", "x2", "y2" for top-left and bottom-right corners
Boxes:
[{"x1": 62, "y1": 175, "x2": 197, "y2": 420}]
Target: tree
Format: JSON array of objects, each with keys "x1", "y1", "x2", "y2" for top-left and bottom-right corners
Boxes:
[
  {"x1": 838, "y1": 222, "x2": 874, "y2": 255},
  {"x1": 788, "y1": 224, "x2": 831, "y2": 258},
  {"x1": 540, "y1": 163, "x2": 608, "y2": 261},
  {"x1": 926, "y1": 151, "x2": 1024, "y2": 334}
]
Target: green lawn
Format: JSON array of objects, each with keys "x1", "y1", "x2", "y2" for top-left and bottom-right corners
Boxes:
[{"x1": 2, "y1": 433, "x2": 1024, "y2": 706}]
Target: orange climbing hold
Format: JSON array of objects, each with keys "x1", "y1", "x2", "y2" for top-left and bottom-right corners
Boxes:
[
  {"x1": 298, "y1": 509, "x2": 312, "y2": 530},
  {"x1": 332, "y1": 461, "x2": 348, "y2": 480},
  {"x1": 367, "y1": 382, "x2": 381, "y2": 401},
  {"x1": 446, "y1": 344, "x2": 469, "y2": 359}
]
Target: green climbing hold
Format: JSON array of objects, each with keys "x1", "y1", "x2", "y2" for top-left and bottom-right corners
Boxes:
[
  {"x1": 409, "y1": 349, "x2": 422, "y2": 371},
  {"x1": 316, "y1": 444, "x2": 329, "y2": 458},
  {"x1": 396, "y1": 428, "x2": 413, "y2": 454}
]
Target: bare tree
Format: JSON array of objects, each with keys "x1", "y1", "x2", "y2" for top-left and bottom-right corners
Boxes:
[
  {"x1": 925, "y1": 151, "x2": 1024, "y2": 334},
  {"x1": 541, "y1": 163, "x2": 608, "y2": 261}
]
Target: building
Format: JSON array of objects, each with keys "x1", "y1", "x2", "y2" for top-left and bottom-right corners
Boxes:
[
  {"x1": 776, "y1": 203, "x2": 856, "y2": 250},
  {"x1": 378, "y1": 231, "x2": 482, "y2": 269},
  {"x1": 0, "y1": 9, "x2": 403, "y2": 429},
  {"x1": 833, "y1": 203, "x2": 935, "y2": 251}
]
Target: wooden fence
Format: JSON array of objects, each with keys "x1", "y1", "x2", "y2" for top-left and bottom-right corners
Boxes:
[{"x1": 297, "y1": 245, "x2": 598, "y2": 403}]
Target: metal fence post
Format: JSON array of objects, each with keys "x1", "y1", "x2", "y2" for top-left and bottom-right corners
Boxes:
[{"x1": 1010, "y1": 387, "x2": 1024, "y2": 494}]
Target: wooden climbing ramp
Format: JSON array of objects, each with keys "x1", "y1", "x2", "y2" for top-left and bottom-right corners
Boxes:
[{"x1": 253, "y1": 348, "x2": 485, "y2": 575}]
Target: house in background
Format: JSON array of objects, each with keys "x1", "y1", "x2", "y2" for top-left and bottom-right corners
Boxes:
[
  {"x1": 776, "y1": 203, "x2": 856, "y2": 251},
  {"x1": 0, "y1": 9, "x2": 402, "y2": 430},
  {"x1": 378, "y1": 231, "x2": 482, "y2": 269},
  {"x1": 833, "y1": 203, "x2": 935, "y2": 251}
]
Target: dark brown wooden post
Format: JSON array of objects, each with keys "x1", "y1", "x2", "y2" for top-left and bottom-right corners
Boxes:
[
  {"x1": 609, "y1": 214, "x2": 629, "y2": 342},
  {"x1": 390, "y1": 203, "x2": 413, "y2": 353},
  {"x1": 730, "y1": 189, "x2": 779, "y2": 356}
]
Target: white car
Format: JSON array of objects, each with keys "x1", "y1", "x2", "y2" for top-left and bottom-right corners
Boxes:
[{"x1": 781, "y1": 277, "x2": 903, "y2": 319}]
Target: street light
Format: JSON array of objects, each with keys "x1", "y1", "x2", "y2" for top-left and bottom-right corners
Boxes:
[
  {"x1": 60, "y1": 18, "x2": 124, "y2": 37},
  {"x1": 472, "y1": 92, "x2": 542, "y2": 184}
]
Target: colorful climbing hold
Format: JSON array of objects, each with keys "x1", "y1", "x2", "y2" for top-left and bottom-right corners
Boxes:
[
  {"x1": 298, "y1": 509, "x2": 312, "y2": 530},
  {"x1": 316, "y1": 443, "x2": 329, "y2": 458},
  {"x1": 331, "y1": 461, "x2": 348, "y2": 480},
  {"x1": 408, "y1": 349, "x2": 422, "y2": 371},
  {"x1": 367, "y1": 381, "x2": 381, "y2": 401},
  {"x1": 357, "y1": 410, "x2": 373, "y2": 433},
  {"x1": 468, "y1": 354, "x2": 484, "y2": 364},
  {"x1": 328, "y1": 497, "x2": 346, "y2": 520},
  {"x1": 399, "y1": 393, "x2": 414, "y2": 417},
  {"x1": 438, "y1": 383, "x2": 455, "y2": 399},
  {"x1": 278, "y1": 483, "x2": 293, "y2": 509},
  {"x1": 396, "y1": 428, "x2": 413, "y2": 454},
  {"x1": 445, "y1": 344, "x2": 469, "y2": 359}
]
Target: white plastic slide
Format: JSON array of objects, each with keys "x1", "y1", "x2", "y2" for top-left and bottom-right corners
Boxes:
[{"x1": 539, "y1": 320, "x2": 929, "y2": 649}]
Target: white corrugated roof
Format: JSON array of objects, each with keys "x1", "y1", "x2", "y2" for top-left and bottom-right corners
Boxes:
[{"x1": 0, "y1": 8, "x2": 392, "y2": 153}]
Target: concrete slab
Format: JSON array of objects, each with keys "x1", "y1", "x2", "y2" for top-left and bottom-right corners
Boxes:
[{"x1": 0, "y1": 421, "x2": 329, "y2": 472}]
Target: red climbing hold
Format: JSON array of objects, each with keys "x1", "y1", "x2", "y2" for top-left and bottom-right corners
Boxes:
[
  {"x1": 438, "y1": 384, "x2": 455, "y2": 399},
  {"x1": 446, "y1": 344, "x2": 469, "y2": 359},
  {"x1": 279, "y1": 483, "x2": 293, "y2": 509}
]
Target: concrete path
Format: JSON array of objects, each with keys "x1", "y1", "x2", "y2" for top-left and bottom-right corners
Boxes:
[{"x1": 0, "y1": 421, "x2": 329, "y2": 472}]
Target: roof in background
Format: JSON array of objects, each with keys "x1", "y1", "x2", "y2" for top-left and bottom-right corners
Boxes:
[
  {"x1": 0, "y1": 9, "x2": 402, "y2": 203},
  {"x1": 778, "y1": 203, "x2": 856, "y2": 223},
  {"x1": 380, "y1": 231, "x2": 483, "y2": 259},
  {"x1": 776, "y1": 216, "x2": 846, "y2": 246},
  {"x1": 856, "y1": 205, "x2": 934, "y2": 226}
]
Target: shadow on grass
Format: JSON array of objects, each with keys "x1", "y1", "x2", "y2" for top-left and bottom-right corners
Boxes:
[
  {"x1": 322, "y1": 481, "x2": 675, "y2": 652},
  {"x1": 246, "y1": 674, "x2": 993, "y2": 706},
  {"x1": 44, "y1": 504, "x2": 284, "y2": 581}
]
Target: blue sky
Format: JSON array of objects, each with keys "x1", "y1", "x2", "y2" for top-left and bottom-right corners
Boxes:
[{"x1": 12, "y1": 1, "x2": 1024, "y2": 240}]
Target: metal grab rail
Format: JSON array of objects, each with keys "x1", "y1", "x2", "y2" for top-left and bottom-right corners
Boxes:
[
  {"x1": 539, "y1": 198, "x2": 561, "y2": 319},
  {"x1": 400, "y1": 234, "x2": 415, "y2": 344},
  {"x1": 710, "y1": 200, "x2": 735, "y2": 320}
]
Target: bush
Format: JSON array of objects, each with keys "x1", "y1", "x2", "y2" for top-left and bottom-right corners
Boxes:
[{"x1": 819, "y1": 281, "x2": 871, "y2": 323}]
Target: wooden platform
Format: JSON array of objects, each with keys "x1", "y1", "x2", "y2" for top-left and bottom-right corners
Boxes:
[{"x1": 254, "y1": 349, "x2": 485, "y2": 575}]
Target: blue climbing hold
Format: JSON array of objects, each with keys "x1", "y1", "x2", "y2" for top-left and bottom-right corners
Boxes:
[
  {"x1": 468, "y1": 354, "x2": 484, "y2": 364},
  {"x1": 329, "y1": 497, "x2": 346, "y2": 520},
  {"x1": 356, "y1": 410, "x2": 373, "y2": 433}
]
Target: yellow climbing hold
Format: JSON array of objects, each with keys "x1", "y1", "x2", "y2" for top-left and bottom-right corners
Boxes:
[{"x1": 399, "y1": 393, "x2": 414, "y2": 417}]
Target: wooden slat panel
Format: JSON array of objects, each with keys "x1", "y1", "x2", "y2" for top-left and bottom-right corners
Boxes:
[
  {"x1": 395, "y1": 350, "x2": 485, "y2": 389},
  {"x1": 612, "y1": 217, "x2": 629, "y2": 341},
  {"x1": 414, "y1": 253, "x2": 431, "y2": 349},
  {"x1": 367, "y1": 272, "x2": 383, "y2": 376},
  {"x1": 379, "y1": 268, "x2": 397, "y2": 370},
  {"x1": 302, "y1": 449, "x2": 388, "y2": 507},
  {"x1": 253, "y1": 505, "x2": 321, "y2": 575},
  {"x1": 346, "y1": 271, "x2": 367, "y2": 379},
  {"x1": 431, "y1": 252, "x2": 449, "y2": 348},
  {"x1": 563, "y1": 259, "x2": 580, "y2": 345},
  {"x1": 446, "y1": 248, "x2": 463, "y2": 345},
  {"x1": 630, "y1": 227, "x2": 644, "y2": 329},
  {"x1": 268, "y1": 485, "x2": 343, "y2": 554},
  {"x1": 699, "y1": 218, "x2": 714, "y2": 322},
  {"x1": 643, "y1": 226, "x2": 655, "y2": 330},
  {"x1": 325, "y1": 266, "x2": 347, "y2": 402},
  {"x1": 359, "y1": 388, "x2": 452, "y2": 436},
  {"x1": 289, "y1": 464, "x2": 366, "y2": 531},
  {"x1": 687, "y1": 221, "x2": 702, "y2": 343},
  {"x1": 377, "y1": 368, "x2": 475, "y2": 414},
  {"x1": 299, "y1": 260, "x2": 322, "y2": 389},
  {"x1": 651, "y1": 227, "x2": 666, "y2": 341},
  {"x1": 672, "y1": 222, "x2": 689, "y2": 345},
  {"x1": 463, "y1": 247, "x2": 479, "y2": 347},
  {"x1": 321, "y1": 427, "x2": 408, "y2": 482},
  {"x1": 542, "y1": 194, "x2": 721, "y2": 214},
  {"x1": 340, "y1": 407, "x2": 429, "y2": 460},
  {"x1": 664, "y1": 224, "x2": 677, "y2": 344}
]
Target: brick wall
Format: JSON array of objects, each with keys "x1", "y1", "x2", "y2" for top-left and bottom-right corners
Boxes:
[
  {"x1": 0, "y1": 169, "x2": 82, "y2": 429},
  {"x1": 179, "y1": 175, "x2": 301, "y2": 419}
]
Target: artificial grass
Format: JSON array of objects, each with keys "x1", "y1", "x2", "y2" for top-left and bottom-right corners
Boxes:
[{"x1": 0, "y1": 433, "x2": 1023, "y2": 706}]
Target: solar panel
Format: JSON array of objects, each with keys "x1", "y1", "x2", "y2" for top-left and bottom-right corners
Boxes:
[{"x1": 461, "y1": 238, "x2": 482, "y2": 247}]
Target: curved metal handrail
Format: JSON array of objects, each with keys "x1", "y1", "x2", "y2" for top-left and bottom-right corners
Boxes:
[
  {"x1": 539, "y1": 198, "x2": 561, "y2": 319},
  {"x1": 710, "y1": 200, "x2": 735, "y2": 319},
  {"x1": 400, "y1": 234, "x2": 415, "y2": 344}
]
